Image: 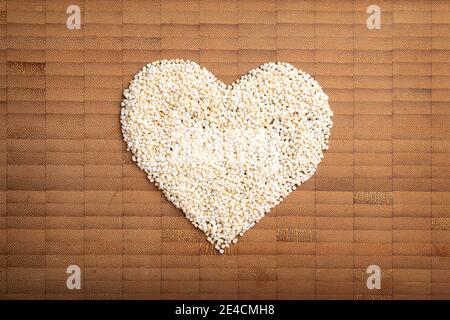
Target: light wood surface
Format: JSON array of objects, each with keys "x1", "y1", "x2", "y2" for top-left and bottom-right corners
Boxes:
[{"x1": 1, "y1": 0, "x2": 449, "y2": 299}]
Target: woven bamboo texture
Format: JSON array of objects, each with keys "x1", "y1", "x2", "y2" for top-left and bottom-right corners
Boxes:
[{"x1": 1, "y1": 0, "x2": 449, "y2": 299}]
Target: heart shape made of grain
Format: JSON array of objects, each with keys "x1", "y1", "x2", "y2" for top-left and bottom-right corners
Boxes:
[{"x1": 120, "y1": 60, "x2": 333, "y2": 253}]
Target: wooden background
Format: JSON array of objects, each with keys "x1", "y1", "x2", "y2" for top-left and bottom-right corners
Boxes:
[{"x1": 1, "y1": 0, "x2": 449, "y2": 299}]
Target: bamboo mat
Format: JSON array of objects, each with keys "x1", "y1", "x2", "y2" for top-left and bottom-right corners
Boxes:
[{"x1": 1, "y1": 0, "x2": 449, "y2": 300}]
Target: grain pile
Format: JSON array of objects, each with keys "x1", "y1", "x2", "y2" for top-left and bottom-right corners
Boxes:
[{"x1": 121, "y1": 60, "x2": 333, "y2": 253}]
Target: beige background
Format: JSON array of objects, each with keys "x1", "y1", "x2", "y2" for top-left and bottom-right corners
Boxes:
[{"x1": 1, "y1": 0, "x2": 450, "y2": 299}]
